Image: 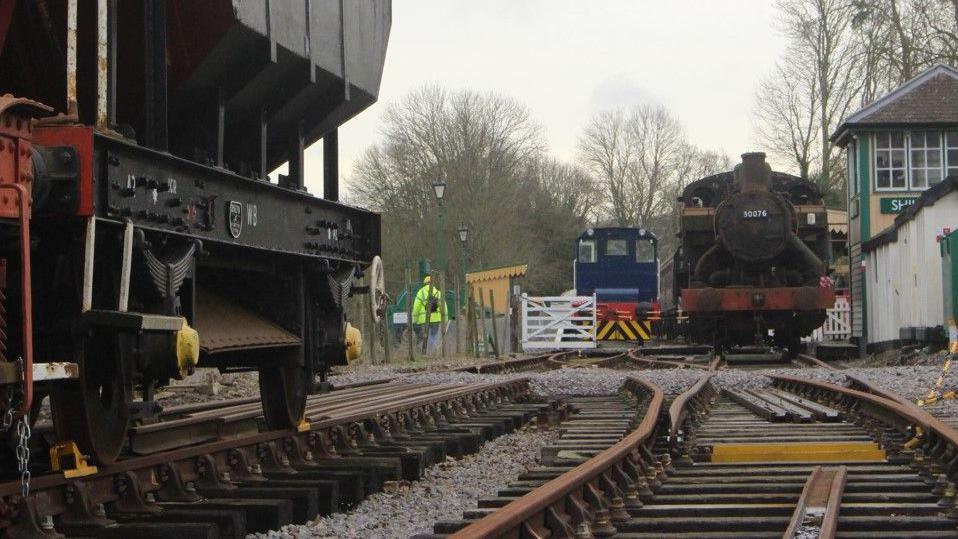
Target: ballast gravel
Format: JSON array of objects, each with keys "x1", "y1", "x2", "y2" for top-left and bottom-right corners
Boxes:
[
  {"x1": 396, "y1": 367, "x2": 643, "y2": 397},
  {"x1": 632, "y1": 368, "x2": 707, "y2": 395},
  {"x1": 256, "y1": 426, "x2": 559, "y2": 539}
]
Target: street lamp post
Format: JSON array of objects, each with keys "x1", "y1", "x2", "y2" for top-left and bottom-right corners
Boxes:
[
  {"x1": 432, "y1": 175, "x2": 447, "y2": 273},
  {"x1": 457, "y1": 223, "x2": 469, "y2": 287},
  {"x1": 457, "y1": 223, "x2": 469, "y2": 356}
]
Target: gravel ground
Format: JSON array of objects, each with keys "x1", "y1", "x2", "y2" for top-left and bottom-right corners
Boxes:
[
  {"x1": 840, "y1": 366, "x2": 957, "y2": 401},
  {"x1": 527, "y1": 368, "x2": 630, "y2": 396},
  {"x1": 159, "y1": 369, "x2": 261, "y2": 407},
  {"x1": 327, "y1": 355, "x2": 506, "y2": 387},
  {"x1": 712, "y1": 367, "x2": 848, "y2": 391},
  {"x1": 396, "y1": 368, "x2": 643, "y2": 397},
  {"x1": 80, "y1": 350, "x2": 958, "y2": 418},
  {"x1": 633, "y1": 368, "x2": 708, "y2": 395},
  {"x1": 256, "y1": 426, "x2": 559, "y2": 539},
  {"x1": 706, "y1": 362, "x2": 958, "y2": 419}
]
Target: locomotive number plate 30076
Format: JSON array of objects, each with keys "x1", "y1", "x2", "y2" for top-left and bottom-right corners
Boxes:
[{"x1": 742, "y1": 209, "x2": 769, "y2": 218}]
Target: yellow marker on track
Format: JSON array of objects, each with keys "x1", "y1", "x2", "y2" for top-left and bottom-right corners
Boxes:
[{"x1": 710, "y1": 441, "x2": 885, "y2": 463}]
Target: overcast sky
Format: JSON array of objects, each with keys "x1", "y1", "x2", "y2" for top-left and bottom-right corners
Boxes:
[{"x1": 299, "y1": 0, "x2": 790, "y2": 195}]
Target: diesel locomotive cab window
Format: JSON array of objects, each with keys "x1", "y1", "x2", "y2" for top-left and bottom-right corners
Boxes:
[
  {"x1": 636, "y1": 239, "x2": 655, "y2": 263},
  {"x1": 604, "y1": 239, "x2": 628, "y2": 256},
  {"x1": 875, "y1": 132, "x2": 907, "y2": 190},
  {"x1": 579, "y1": 240, "x2": 597, "y2": 263}
]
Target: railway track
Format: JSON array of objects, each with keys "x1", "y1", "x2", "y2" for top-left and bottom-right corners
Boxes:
[
  {"x1": 31, "y1": 352, "x2": 569, "y2": 455},
  {"x1": 1, "y1": 376, "x2": 556, "y2": 538},
  {"x1": 437, "y1": 360, "x2": 958, "y2": 538},
  {"x1": 7, "y1": 346, "x2": 940, "y2": 537},
  {"x1": 0, "y1": 351, "x2": 581, "y2": 537}
]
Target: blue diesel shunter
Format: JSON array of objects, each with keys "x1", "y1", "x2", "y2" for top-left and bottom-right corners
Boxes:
[{"x1": 574, "y1": 227, "x2": 659, "y2": 340}]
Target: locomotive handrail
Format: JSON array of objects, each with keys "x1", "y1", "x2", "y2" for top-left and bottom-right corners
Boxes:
[{"x1": 450, "y1": 376, "x2": 663, "y2": 538}]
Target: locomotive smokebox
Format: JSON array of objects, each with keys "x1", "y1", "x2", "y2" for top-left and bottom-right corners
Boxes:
[{"x1": 714, "y1": 152, "x2": 795, "y2": 264}]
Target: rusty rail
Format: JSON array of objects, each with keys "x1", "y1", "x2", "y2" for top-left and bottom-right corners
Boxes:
[
  {"x1": 794, "y1": 353, "x2": 841, "y2": 370},
  {"x1": 626, "y1": 349, "x2": 710, "y2": 370},
  {"x1": 668, "y1": 372, "x2": 714, "y2": 440},
  {"x1": 783, "y1": 465, "x2": 846, "y2": 539},
  {"x1": 0, "y1": 378, "x2": 532, "y2": 507},
  {"x1": 452, "y1": 351, "x2": 568, "y2": 373},
  {"x1": 565, "y1": 350, "x2": 633, "y2": 369},
  {"x1": 450, "y1": 376, "x2": 663, "y2": 538},
  {"x1": 770, "y1": 374, "x2": 958, "y2": 470},
  {"x1": 844, "y1": 373, "x2": 917, "y2": 407}
]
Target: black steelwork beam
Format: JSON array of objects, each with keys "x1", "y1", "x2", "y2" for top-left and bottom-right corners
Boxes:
[
  {"x1": 323, "y1": 130, "x2": 339, "y2": 202},
  {"x1": 284, "y1": 121, "x2": 305, "y2": 191},
  {"x1": 143, "y1": 0, "x2": 168, "y2": 151},
  {"x1": 95, "y1": 134, "x2": 379, "y2": 261},
  {"x1": 216, "y1": 87, "x2": 225, "y2": 168},
  {"x1": 259, "y1": 108, "x2": 269, "y2": 180}
]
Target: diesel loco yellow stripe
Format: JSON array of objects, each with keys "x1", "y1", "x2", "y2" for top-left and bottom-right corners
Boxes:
[
  {"x1": 634, "y1": 320, "x2": 651, "y2": 340},
  {"x1": 710, "y1": 442, "x2": 885, "y2": 463},
  {"x1": 596, "y1": 321, "x2": 615, "y2": 340},
  {"x1": 595, "y1": 320, "x2": 651, "y2": 341}
]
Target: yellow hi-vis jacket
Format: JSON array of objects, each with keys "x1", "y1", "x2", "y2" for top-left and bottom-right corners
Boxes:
[{"x1": 412, "y1": 284, "x2": 446, "y2": 325}]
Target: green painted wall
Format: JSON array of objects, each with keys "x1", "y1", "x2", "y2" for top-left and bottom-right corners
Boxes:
[
  {"x1": 944, "y1": 231, "x2": 958, "y2": 324},
  {"x1": 858, "y1": 135, "x2": 871, "y2": 241}
]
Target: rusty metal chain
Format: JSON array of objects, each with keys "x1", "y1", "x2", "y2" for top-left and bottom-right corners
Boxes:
[
  {"x1": 0, "y1": 358, "x2": 23, "y2": 432},
  {"x1": 1, "y1": 394, "x2": 14, "y2": 431},
  {"x1": 0, "y1": 358, "x2": 32, "y2": 497},
  {"x1": 15, "y1": 415, "x2": 30, "y2": 498}
]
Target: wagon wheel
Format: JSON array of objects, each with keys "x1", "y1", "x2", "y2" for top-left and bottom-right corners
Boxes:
[
  {"x1": 259, "y1": 364, "x2": 308, "y2": 430},
  {"x1": 368, "y1": 256, "x2": 387, "y2": 323},
  {"x1": 49, "y1": 332, "x2": 130, "y2": 464}
]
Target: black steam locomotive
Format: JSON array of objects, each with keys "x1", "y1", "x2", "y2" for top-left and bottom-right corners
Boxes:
[
  {"x1": 660, "y1": 153, "x2": 835, "y2": 351},
  {"x1": 0, "y1": 1, "x2": 390, "y2": 463}
]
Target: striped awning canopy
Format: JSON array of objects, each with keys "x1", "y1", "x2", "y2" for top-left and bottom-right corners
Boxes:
[
  {"x1": 827, "y1": 209, "x2": 848, "y2": 235},
  {"x1": 466, "y1": 264, "x2": 528, "y2": 284}
]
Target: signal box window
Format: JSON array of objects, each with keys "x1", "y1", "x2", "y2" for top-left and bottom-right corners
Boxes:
[
  {"x1": 604, "y1": 239, "x2": 628, "y2": 256},
  {"x1": 636, "y1": 239, "x2": 655, "y2": 263},
  {"x1": 875, "y1": 132, "x2": 906, "y2": 190},
  {"x1": 909, "y1": 130, "x2": 942, "y2": 189},
  {"x1": 947, "y1": 131, "x2": 958, "y2": 178},
  {"x1": 578, "y1": 240, "x2": 596, "y2": 263}
]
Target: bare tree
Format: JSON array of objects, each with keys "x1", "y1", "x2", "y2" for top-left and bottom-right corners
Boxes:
[
  {"x1": 851, "y1": 0, "x2": 957, "y2": 95},
  {"x1": 351, "y1": 86, "x2": 545, "y2": 295},
  {"x1": 577, "y1": 110, "x2": 635, "y2": 225},
  {"x1": 631, "y1": 106, "x2": 686, "y2": 225},
  {"x1": 754, "y1": 58, "x2": 820, "y2": 179},
  {"x1": 778, "y1": 0, "x2": 862, "y2": 190},
  {"x1": 351, "y1": 86, "x2": 611, "y2": 296},
  {"x1": 519, "y1": 158, "x2": 600, "y2": 293},
  {"x1": 578, "y1": 104, "x2": 685, "y2": 228}
]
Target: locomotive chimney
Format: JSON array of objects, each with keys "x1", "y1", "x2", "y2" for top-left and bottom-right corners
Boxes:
[{"x1": 734, "y1": 152, "x2": 771, "y2": 193}]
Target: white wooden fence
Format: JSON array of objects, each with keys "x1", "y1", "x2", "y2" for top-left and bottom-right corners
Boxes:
[
  {"x1": 521, "y1": 294, "x2": 597, "y2": 350},
  {"x1": 805, "y1": 296, "x2": 851, "y2": 342}
]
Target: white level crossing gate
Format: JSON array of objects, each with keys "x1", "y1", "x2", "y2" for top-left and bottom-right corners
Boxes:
[
  {"x1": 805, "y1": 295, "x2": 852, "y2": 342},
  {"x1": 521, "y1": 294, "x2": 597, "y2": 350}
]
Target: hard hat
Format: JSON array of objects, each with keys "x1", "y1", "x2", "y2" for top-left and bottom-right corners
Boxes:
[{"x1": 423, "y1": 275, "x2": 431, "y2": 284}]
